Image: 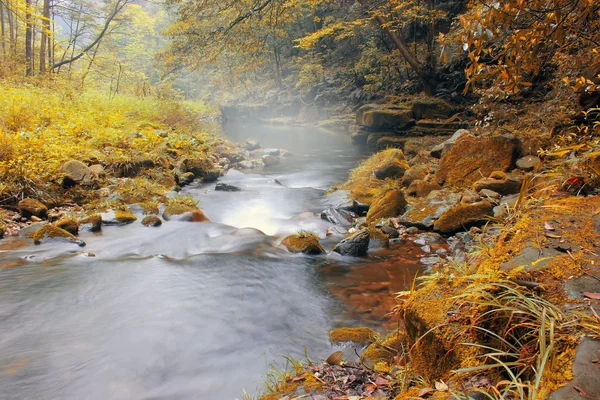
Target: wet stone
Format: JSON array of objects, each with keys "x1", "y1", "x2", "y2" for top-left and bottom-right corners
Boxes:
[{"x1": 215, "y1": 183, "x2": 242, "y2": 192}]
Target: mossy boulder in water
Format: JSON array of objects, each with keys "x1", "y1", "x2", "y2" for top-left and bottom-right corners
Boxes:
[
  {"x1": 366, "y1": 189, "x2": 407, "y2": 223},
  {"x1": 178, "y1": 158, "x2": 221, "y2": 181},
  {"x1": 80, "y1": 215, "x2": 102, "y2": 232},
  {"x1": 33, "y1": 225, "x2": 85, "y2": 246},
  {"x1": 162, "y1": 204, "x2": 209, "y2": 222},
  {"x1": 333, "y1": 229, "x2": 370, "y2": 257},
  {"x1": 101, "y1": 210, "x2": 138, "y2": 225},
  {"x1": 436, "y1": 134, "x2": 521, "y2": 189},
  {"x1": 281, "y1": 232, "x2": 325, "y2": 255},
  {"x1": 433, "y1": 200, "x2": 494, "y2": 233},
  {"x1": 141, "y1": 215, "x2": 162, "y2": 227},
  {"x1": 329, "y1": 327, "x2": 377, "y2": 346},
  {"x1": 18, "y1": 198, "x2": 48, "y2": 219},
  {"x1": 54, "y1": 218, "x2": 79, "y2": 235}
]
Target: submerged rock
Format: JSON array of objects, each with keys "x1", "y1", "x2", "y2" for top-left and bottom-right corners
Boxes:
[
  {"x1": 281, "y1": 232, "x2": 325, "y2": 255},
  {"x1": 33, "y1": 225, "x2": 85, "y2": 246},
  {"x1": 141, "y1": 215, "x2": 162, "y2": 227},
  {"x1": 321, "y1": 208, "x2": 355, "y2": 227},
  {"x1": 333, "y1": 229, "x2": 370, "y2": 257},
  {"x1": 215, "y1": 183, "x2": 242, "y2": 192},
  {"x1": 18, "y1": 198, "x2": 48, "y2": 219}
]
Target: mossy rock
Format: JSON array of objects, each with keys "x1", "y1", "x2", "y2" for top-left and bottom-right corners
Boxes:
[
  {"x1": 366, "y1": 189, "x2": 407, "y2": 224},
  {"x1": 400, "y1": 189, "x2": 461, "y2": 229},
  {"x1": 100, "y1": 210, "x2": 138, "y2": 225},
  {"x1": 436, "y1": 134, "x2": 521, "y2": 189},
  {"x1": 80, "y1": 215, "x2": 102, "y2": 232},
  {"x1": 18, "y1": 198, "x2": 48, "y2": 219},
  {"x1": 33, "y1": 225, "x2": 85, "y2": 246},
  {"x1": 405, "y1": 179, "x2": 441, "y2": 197},
  {"x1": 54, "y1": 218, "x2": 79, "y2": 236},
  {"x1": 361, "y1": 108, "x2": 415, "y2": 131},
  {"x1": 329, "y1": 327, "x2": 378, "y2": 346},
  {"x1": 373, "y1": 156, "x2": 410, "y2": 180},
  {"x1": 163, "y1": 204, "x2": 209, "y2": 222},
  {"x1": 178, "y1": 157, "x2": 221, "y2": 181},
  {"x1": 360, "y1": 343, "x2": 395, "y2": 365},
  {"x1": 0, "y1": 220, "x2": 6, "y2": 239},
  {"x1": 408, "y1": 96, "x2": 454, "y2": 120},
  {"x1": 141, "y1": 215, "x2": 162, "y2": 227},
  {"x1": 281, "y1": 233, "x2": 325, "y2": 255},
  {"x1": 433, "y1": 200, "x2": 494, "y2": 233},
  {"x1": 375, "y1": 136, "x2": 407, "y2": 151}
]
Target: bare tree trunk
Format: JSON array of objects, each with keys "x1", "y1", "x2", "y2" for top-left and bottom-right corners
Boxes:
[
  {"x1": 1, "y1": 2, "x2": 6, "y2": 61},
  {"x1": 25, "y1": 0, "x2": 32, "y2": 76},
  {"x1": 7, "y1": 0, "x2": 14, "y2": 56},
  {"x1": 356, "y1": 0, "x2": 433, "y2": 95},
  {"x1": 39, "y1": 0, "x2": 49, "y2": 73}
]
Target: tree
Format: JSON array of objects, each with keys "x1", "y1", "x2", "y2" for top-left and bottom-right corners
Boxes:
[{"x1": 25, "y1": 0, "x2": 32, "y2": 75}]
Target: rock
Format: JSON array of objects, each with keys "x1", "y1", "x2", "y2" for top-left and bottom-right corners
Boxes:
[
  {"x1": 178, "y1": 158, "x2": 221, "y2": 181},
  {"x1": 402, "y1": 139, "x2": 422, "y2": 156},
  {"x1": 62, "y1": 160, "x2": 97, "y2": 187},
  {"x1": 433, "y1": 200, "x2": 494, "y2": 233},
  {"x1": 473, "y1": 172, "x2": 523, "y2": 195},
  {"x1": 357, "y1": 106, "x2": 414, "y2": 131},
  {"x1": 350, "y1": 127, "x2": 370, "y2": 145},
  {"x1": 402, "y1": 165, "x2": 428, "y2": 187},
  {"x1": 366, "y1": 189, "x2": 407, "y2": 223},
  {"x1": 329, "y1": 327, "x2": 377, "y2": 346},
  {"x1": 79, "y1": 215, "x2": 102, "y2": 232},
  {"x1": 406, "y1": 226, "x2": 419, "y2": 234},
  {"x1": 414, "y1": 232, "x2": 445, "y2": 245},
  {"x1": 400, "y1": 190, "x2": 461, "y2": 229},
  {"x1": 499, "y1": 245, "x2": 561, "y2": 272},
  {"x1": 516, "y1": 155, "x2": 541, "y2": 172},
  {"x1": 89, "y1": 164, "x2": 106, "y2": 178},
  {"x1": 33, "y1": 225, "x2": 85, "y2": 246},
  {"x1": 178, "y1": 172, "x2": 195, "y2": 186},
  {"x1": 321, "y1": 208, "x2": 356, "y2": 227},
  {"x1": 333, "y1": 229, "x2": 370, "y2": 257},
  {"x1": 479, "y1": 189, "x2": 501, "y2": 201},
  {"x1": 100, "y1": 210, "x2": 138, "y2": 225},
  {"x1": 549, "y1": 339, "x2": 600, "y2": 400},
  {"x1": 410, "y1": 97, "x2": 454, "y2": 120},
  {"x1": 430, "y1": 129, "x2": 469, "y2": 158},
  {"x1": 373, "y1": 153, "x2": 409, "y2": 180},
  {"x1": 54, "y1": 218, "x2": 79, "y2": 236},
  {"x1": 235, "y1": 160, "x2": 256, "y2": 169},
  {"x1": 436, "y1": 134, "x2": 521, "y2": 188},
  {"x1": 376, "y1": 136, "x2": 406, "y2": 151},
  {"x1": 18, "y1": 198, "x2": 48, "y2": 219},
  {"x1": 460, "y1": 190, "x2": 481, "y2": 204},
  {"x1": 18, "y1": 222, "x2": 49, "y2": 238},
  {"x1": 162, "y1": 204, "x2": 209, "y2": 222},
  {"x1": 215, "y1": 183, "x2": 242, "y2": 192},
  {"x1": 262, "y1": 148, "x2": 281, "y2": 156},
  {"x1": 141, "y1": 215, "x2": 162, "y2": 227},
  {"x1": 244, "y1": 140, "x2": 261, "y2": 150},
  {"x1": 281, "y1": 232, "x2": 325, "y2": 255},
  {"x1": 262, "y1": 154, "x2": 280, "y2": 167},
  {"x1": 405, "y1": 179, "x2": 442, "y2": 197},
  {"x1": 0, "y1": 220, "x2": 5, "y2": 238}
]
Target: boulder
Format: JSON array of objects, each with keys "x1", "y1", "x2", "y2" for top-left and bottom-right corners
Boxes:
[
  {"x1": 54, "y1": 218, "x2": 79, "y2": 236},
  {"x1": 409, "y1": 97, "x2": 454, "y2": 120},
  {"x1": 373, "y1": 155, "x2": 409, "y2": 180},
  {"x1": 235, "y1": 160, "x2": 256, "y2": 170},
  {"x1": 263, "y1": 148, "x2": 281, "y2": 156},
  {"x1": 244, "y1": 140, "x2": 261, "y2": 151},
  {"x1": 350, "y1": 127, "x2": 370, "y2": 145},
  {"x1": 89, "y1": 164, "x2": 106, "y2": 178},
  {"x1": 405, "y1": 179, "x2": 442, "y2": 197},
  {"x1": 516, "y1": 155, "x2": 541, "y2": 172},
  {"x1": 262, "y1": 155, "x2": 280, "y2": 167},
  {"x1": 62, "y1": 160, "x2": 97, "y2": 187},
  {"x1": 376, "y1": 136, "x2": 406, "y2": 151},
  {"x1": 178, "y1": 158, "x2": 221, "y2": 181},
  {"x1": 163, "y1": 204, "x2": 209, "y2": 222},
  {"x1": 366, "y1": 189, "x2": 407, "y2": 223},
  {"x1": 473, "y1": 172, "x2": 524, "y2": 195},
  {"x1": 433, "y1": 200, "x2": 494, "y2": 233},
  {"x1": 178, "y1": 172, "x2": 195, "y2": 186},
  {"x1": 402, "y1": 165, "x2": 428, "y2": 187},
  {"x1": 33, "y1": 225, "x2": 85, "y2": 246},
  {"x1": 79, "y1": 215, "x2": 102, "y2": 232},
  {"x1": 18, "y1": 198, "x2": 47, "y2": 219},
  {"x1": 215, "y1": 183, "x2": 242, "y2": 192},
  {"x1": 360, "y1": 107, "x2": 414, "y2": 131},
  {"x1": 436, "y1": 134, "x2": 521, "y2": 188},
  {"x1": 430, "y1": 129, "x2": 469, "y2": 158},
  {"x1": 100, "y1": 210, "x2": 138, "y2": 225},
  {"x1": 479, "y1": 189, "x2": 501, "y2": 201},
  {"x1": 333, "y1": 229, "x2": 370, "y2": 257},
  {"x1": 281, "y1": 233, "x2": 325, "y2": 255},
  {"x1": 399, "y1": 189, "x2": 461, "y2": 229},
  {"x1": 0, "y1": 220, "x2": 5, "y2": 238},
  {"x1": 141, "y1": 215, "x2": 162, "y2": 227}
]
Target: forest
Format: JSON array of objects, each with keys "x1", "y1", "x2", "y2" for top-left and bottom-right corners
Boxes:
[{"x1": 0, "y1": 0, "x2": 600, "y2": 399}]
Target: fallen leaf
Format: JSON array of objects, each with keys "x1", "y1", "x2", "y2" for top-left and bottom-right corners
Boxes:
[
  {"x1": 435, "y1": 381, "x2": 449, "y2": 391},
  {"x1": 584, "y1": 292, "x2": 600, "y2": 300},
  {"x1": 291, "y1": 375, "x2": 305, "y2": 382},
  {"x1": 544, "y1": 221, "x2": 556, "y2": 231},
  {"x1": 326, "y1": 351, "x2": 345, "y2": 366},
  {"x1": 375, "y1": 376, "x2": 388, "y2": 386},
  {"x1": 418, "y1": 387, "x2": 436, "y2": 397},
  {"x1": 545, "y1": 233, "x2": 562, "y2": 239},
  {"x1": 365, "y1": 383, "x2": 377, "y2": 394},
  {"x1": 574, "y1": 385, "x2": 588, "y2": 396}
]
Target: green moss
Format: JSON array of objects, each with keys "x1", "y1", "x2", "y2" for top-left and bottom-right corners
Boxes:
[{"x1": 329, "y1": 327, "x2": 378, "y2": 346}]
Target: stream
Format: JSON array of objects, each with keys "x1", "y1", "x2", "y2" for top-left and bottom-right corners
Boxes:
[{"x1": 0, "y1": 124, "x2": 424, "y2": 400}]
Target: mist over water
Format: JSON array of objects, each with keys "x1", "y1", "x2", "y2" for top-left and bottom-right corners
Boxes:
[{"x1": 0, "y1": 124, "x2": 419, "y2": 400}]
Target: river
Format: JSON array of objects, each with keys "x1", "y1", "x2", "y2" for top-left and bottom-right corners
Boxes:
[{"x1": 0, "y1": 124, "x2": 423, "y2": 400}]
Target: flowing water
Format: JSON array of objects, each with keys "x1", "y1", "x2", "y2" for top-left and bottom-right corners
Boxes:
[{"x1": 0, "y1": 124, "x2": 423, "y2": 400}]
